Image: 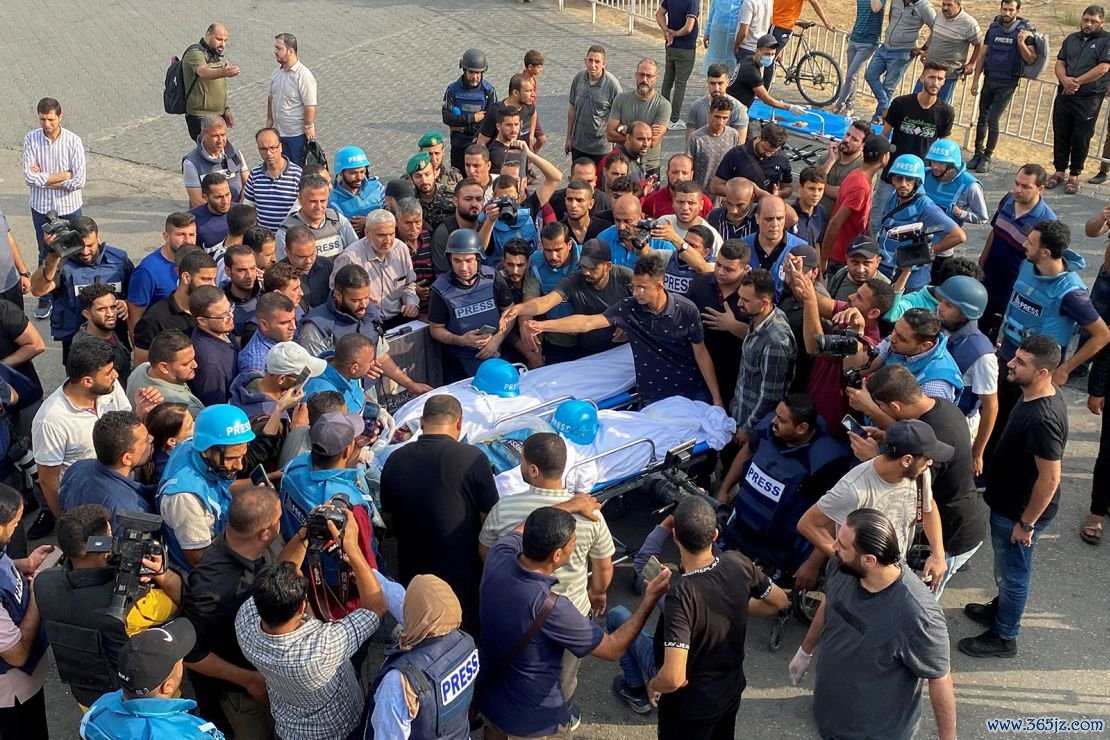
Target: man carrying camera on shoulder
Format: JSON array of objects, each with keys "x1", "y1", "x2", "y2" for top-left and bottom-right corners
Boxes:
[
  {"x1": 235, "y1": 505, "x2": 402, "y2": 740},
  {"x1": 34, "y1": 504, "x2": 182, "y2": 710}
]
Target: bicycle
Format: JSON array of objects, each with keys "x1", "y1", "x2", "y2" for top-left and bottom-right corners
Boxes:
[{"x1": 775, "y1": 20, "x2": 843, "y2": 108}]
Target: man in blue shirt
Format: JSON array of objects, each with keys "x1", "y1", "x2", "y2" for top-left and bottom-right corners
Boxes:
[
  {"x1": 656, "y1": 0, "x2": 700, "y2": 128},
  {"x1": 127, "y1": 212, "x2": 197, "y2": 336},
  {"x1": 302, "y1": 332, "x2": 377, "y2": 413},
  {"x1": 595, "y1": 193, "x2": 676, "y2": 269}
]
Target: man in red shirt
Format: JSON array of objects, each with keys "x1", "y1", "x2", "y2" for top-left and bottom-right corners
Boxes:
[
  {"x1": 822, "y1": 135, "x2": 889, "y2": 275},
  {"x1": 641, "y1": 153, "x2": 713, "y2": 218}
]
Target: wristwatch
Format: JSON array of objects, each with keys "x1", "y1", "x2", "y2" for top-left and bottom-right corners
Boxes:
[
  {"x1": 677, "y1": 242, "x2": 688, "y2": 253},
  {"x1": 18, "y1": 271, "x2": 29, "y2": 278},
  {"x1": 1018, "y1": 519, "x2": 1035, "y2": 533}
]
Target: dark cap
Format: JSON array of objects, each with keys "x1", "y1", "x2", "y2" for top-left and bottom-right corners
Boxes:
[
  {"x1": 846, "y1": 235, "x2": 880, "y2": 258},
  {"x1": 756, "y1": 34, "x2": 780, "y2": 49},
  {"x1": 310, "y1": 412, "x2": 363, "y2": 456},
  {"x1": 863, "y1": 134, "x2": 891, "y2": 160},
  {"x1": 385, "y1": 179, "x2": 416, "y2": 200},
  {"x1": 881, "y1": 419, "x2": 954, "y2": 463},
  {"x1": 405, "y1": 152, "x2": 432, "y2": 176},
  {"x1": 418, "y1": 131, "x2": 445, "y2": 148},
  {"x1": 578, "y1": 238, "x2": 612, "y2": 269},
  {"x1": 116, "y1": 618, "x2": 196, "y2": 695},
  {"x1": 789, "y1": 244, "x2": 820, "y2": 270}
]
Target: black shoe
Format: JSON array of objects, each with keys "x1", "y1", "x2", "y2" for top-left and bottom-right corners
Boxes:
[
  {"x1": 27, "y1": 509, "x2": 55, "y2": 539},
  {"x1": 958, "y1": 628, "x2": 1018, "y2": 658},
  {"x1": 967, "y1": 154, "x2": 982, "y2": 170},
  {"x1": 33, "y1": 299, "x2": 51, "y2": 320},
  {"x1": 976, "y1": 156, "x2": 992, "y2": 174},
  {"x1": 1090, "y1": 170, "x2": 1109, "y2": 185},
  {"x1": 964, "y1": 598, "x2": 998, "y2": 627},
  {"x1": 612, "y1": 676, "x2": 652, "y2": 715}
]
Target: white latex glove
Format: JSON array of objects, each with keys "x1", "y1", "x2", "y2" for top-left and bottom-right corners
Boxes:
[
  {"x1": 788, "y1": 104, "x2": 806, "y2": 116},
  {"x1": 789, "y1": 647, "x2": 812, "y2": 685}
]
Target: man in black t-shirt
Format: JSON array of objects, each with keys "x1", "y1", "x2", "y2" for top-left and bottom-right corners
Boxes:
[
  {"x1": 1053, "y1": 8, "x2": 1110, "y2": 189},
  {"x1": 647, "y1": 497, "x2": 787, "y2": 740},
  {"x1": 684, "y1": 239, "x2": 750, "y2": 410},
  {"x1": 726, "y1": 34, "x2": 806, "y2": 116},
  {"x1": 959, "y1": 336, "x2": 1067, "y2": 659},
  {"x1": 711, "y1": 122, "x2": 794, "y2": 199}
]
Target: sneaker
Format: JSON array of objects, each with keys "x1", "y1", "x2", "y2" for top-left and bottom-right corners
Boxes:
[
  {"x1": 27, "y1": 509, "x2": 55, "y2": 539},
  {"x1": 612, "y1": 676, "x2": 652, "y2": 714},
  {"x1": 1091, "y1": 171, "x2": 1109, "y2": 185},
  {"x1": 976, "y1": 156, "x2": 992, "y2": 174},
  {"x1": 958, "y1": 628, "x2": 1018, "y2": 658},
  {"x1": 33, "y1": 299, "x2": 51, "y2": 320},
  {"x1": 668, "y1": 119, "x2": 687, "y2": 131},
  {"x1": 967, "y1": 154, "x2": 982, "y2": 170},
  {"x1": 964, "y1": 598, "x2": 999, "y2": 627},
  {"x1": 567, "y1": 704, "x2": 583, "y2": 730}
]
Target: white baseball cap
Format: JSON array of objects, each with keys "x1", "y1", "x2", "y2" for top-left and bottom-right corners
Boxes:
[{"x1": 264, "y1": 342, "x2": 327, "y2": 377}]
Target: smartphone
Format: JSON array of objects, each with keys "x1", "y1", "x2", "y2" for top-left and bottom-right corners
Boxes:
[
  {"x1": 478, "y1": 324, "x2": 498, "y2": 335},
  {"x1": 34, "y1": 547, "x2": 63, "y2": 575},
  {"x1": 250, "y1": 464, "x2": 274, "y2": 488},
  {"x1": 841, "y1": 414, "x2": 868, "y2": 438},
  {"x1": 642, "y1": 555, "x2": 663, "y2": 583},
  {"x1": 363, "y1": 402, "x2": 381, "y2": 437},
  {"x1": 291, "y1": 367, "x2": 312, "y2": 393}
]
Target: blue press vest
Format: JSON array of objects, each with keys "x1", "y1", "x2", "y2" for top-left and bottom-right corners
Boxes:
[
  {"x1": 740, "y1": 232, "x2": 808, "y2": 299},
  {"x1": 80, "y1": 691, "x2": 225, "y2": 740},
  {"x1": 52, "y1": 245, "x2": 130, "y2": 341},
  {"x1": 182, "y1": 142, "x2": 245, "y2": 202},
  {"x1": 726, "y1": 418, "x2": 850, "y2": 569},
  {"x1": 302, "y1": 363, "x2": 364, "y2": 413},
  {"x1": 303, "y1": 296, "x2": 384, "y2": 354},
  {"x1": 527, "y1": 245, "x2": 580, "y2": 319},
  {"x1": 886, "y1": 334, "x2": 965, "y2": 393},
  {"x1": 1002, "y1": 257, "x2": 1089, "y2": 347},
  {"x1": 156, "y1": 440, "x2": 234, "y2": 571},
  {"x1": 663, "y1": 250, "x2": 715, "y2": 295},
  {"x1": 947, "y1": 321, "x2": 996, "y2": 416},
  {"x1": 330, "y1": 177, "x2": 386, "y2": 222},
  {"x1": 483, "y1": 209, "x2": 540, "y2": 266},
  {"x1": 984, "y1": 18, "x2": 1030, "y2": 80},
  {"x1": 446, "y1": 79, "x2": 496, "y2": 137},
  {"x1": 0, "y1": 553, "x2": 47, "y2": 676},
  {"x1": 431, "y1": 268, "x2": 500, "y2": 359},
  {"x1": 366, "y1": 631, "x2": 479, "y2": 740},
  {"x1": 877, "y1": 191, "x2": 933, "y2": 272},
  {"x1": 925, "y1": 169, "x2": 977, "y2": 220}
]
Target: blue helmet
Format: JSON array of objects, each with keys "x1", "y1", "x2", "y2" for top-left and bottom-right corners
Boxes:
[
  {"x1": 888, "y1": 154, "x2": 926, "y2": 184},
  {"x1": 925, "y1": 139, "x2": 964, "y2": 171},
  {"x1": 551, "y1": 400, "x2": 599, "y2": 446},
  {"x1": 446, "y1": 229, "x2": 484, "y2": 255},
  {"x1": 934, "y1": 275, "x2": 988, "y2": 321},
  {"x1": 472, "y1": 358, "x2": 520, "y2": 397},
  {"x1": 333, "y1": 146, "x2": 370, "y2": 173},
  {"x1": 194, "y1": 405, "x2": 256, "y2": 452}
]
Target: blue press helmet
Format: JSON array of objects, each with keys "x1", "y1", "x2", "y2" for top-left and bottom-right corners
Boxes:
[
  {"x1": 551, "y1": 400, "x2": 599, "y2": 446},
  {"x1": 934, "y1": 275, "x2": 988, "y2": 321},
  {"x1": 193, "y1": 405, "x2": 256, "y2": 452},
  {"x1": 333, "y1": 146, "x2": 370, "y2": 173},
  {"x1": 888, "y1": 154, "x2": 926, "y2": 184},
  {"x1": 472, "y1": 358, "x2": 520, "y2": 397},
  {"x1": 925, "y1": 139, "x2": 964, "y2": 171}
]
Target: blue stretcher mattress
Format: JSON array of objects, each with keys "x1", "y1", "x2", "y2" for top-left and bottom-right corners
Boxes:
[{"x1": 747, "y1": 100, "x2": 884, "y2": 139}]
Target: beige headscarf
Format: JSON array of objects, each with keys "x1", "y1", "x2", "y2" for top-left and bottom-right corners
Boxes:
[{"x1": 395, "y1": 575, "x2": 463, "y2": 717}]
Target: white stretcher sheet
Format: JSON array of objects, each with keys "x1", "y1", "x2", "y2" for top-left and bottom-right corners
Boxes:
[{"x1": 493, "y1": 397, "x2": 736, "y2": 498}]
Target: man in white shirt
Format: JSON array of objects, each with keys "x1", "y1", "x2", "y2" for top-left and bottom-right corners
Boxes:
[
  {"x1": 267, "y1": 33, "x2": 318, "y2": 167},
  {"x1": 733, "y1": 0, "x2": 774, "y2": 65}
]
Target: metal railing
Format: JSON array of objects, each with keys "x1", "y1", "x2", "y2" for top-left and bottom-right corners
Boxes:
[{"x1": 567, "y1": 0, "x2": 1110, "y2": 170}]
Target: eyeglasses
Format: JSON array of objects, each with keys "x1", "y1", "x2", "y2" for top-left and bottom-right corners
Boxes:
[
  {"x1": 200, "y1": 310, "x2": 234, "y2": 320},
  {"x1": 257, "y1": 145, "x2": 281, "y2": 152}
]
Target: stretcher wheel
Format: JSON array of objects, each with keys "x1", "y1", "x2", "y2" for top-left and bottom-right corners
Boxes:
[
  {"x1": 794, "y1": 51, "x2": 842, "y2": 108},
  {"x1": 769, "y1": 611, "x2": 789, "y2": 652}
]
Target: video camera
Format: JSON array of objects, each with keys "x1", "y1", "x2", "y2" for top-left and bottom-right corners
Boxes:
[
  {"x1": 306, "y1": 495, "x2": 351, "y2": 556},
  {"x1": 491, "y1": 196, "x2": 519, "y2": 224},
  {"x1": 41, "y1": 210, "x2": 85, "y2": 260},
  {"x1": 886, "y1": 222, "x2": 943, "y2": 270},
  {"x1": 85, "y1": 511, "x2": 165, "y2": 623},
  {"x1": 815, "y1": 327, "x2": 881, "y2": 389}
]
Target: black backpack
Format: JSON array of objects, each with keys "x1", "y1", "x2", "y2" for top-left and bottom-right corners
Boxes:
[{"x1": 163, "y1": 43, "x2": 203, "y2": 115}]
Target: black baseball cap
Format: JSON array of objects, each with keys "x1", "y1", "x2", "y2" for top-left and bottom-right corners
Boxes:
[
  {"x1": 846, "y1": 235, "x2": 880, "y2": 258},
  {"x1": 790, "y1": 245, "x2": 820, "y2": 270},
  {"x1": 385, "y1": 179, "x2": 416, "y2": 200},
  {"x1": 756, "y1": 34, "x2": 780, "y2": 50},
  {"x1": 116, "y1": 618, "x2": 196, "y2": 695},
  {"x1": 881, "y1": 420, "x2": 954, "y2": 463},
  {"x1": 863, "y1": 134, "x2": 891, "y2": 161},
  {"x1": 579, "y1": 239, "x2": 612, "y2": 269}
]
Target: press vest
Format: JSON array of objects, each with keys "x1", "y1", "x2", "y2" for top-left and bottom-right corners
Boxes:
[
  {"x1": 925, "y1": 169, "x2": 977, "y2": 218},
  {"x1": 80, "y1": 691, "x2": 225, "y2": 740},
  {"x1": 486, "y1": 208, "x2": 540, "y2": 266},
  {"x1": 182, "y1": 142, "x2": 245, "y2": 202},
  {"x1": 366, "y1": 631, "x2": 479, "y2": 740},
  {"x1": 1002, "y1": 258, "x2": 1088, "y2": 347},
  {"x1": 329, "y1": 177, "x2": 386, "y2": 222},
  {"x1": 302, "y1": 296, "x2": 384, "y2": 352},
  {"x1": 877, "y1": 191, "x2": 933, "y2": 273},
  {"x1": 52, "y1": 245, "x2": 130, "y2": 341},
  {"x1": 446, "y1": 79, "x2": 496, "y2": 138},
  {"x1": 663, "y1": 251, "x2": 710, "y2": 296},
  {"x1": 431, "y1": 269, "x2": 500, "y2": 359},
  {"x1": 156, "y1": 440, "x2": 234, "y2": 571},
  {"x1": 947, "y1": 321, "x2": 996, "y2": 416},
  {"x1": 527, "y1": 245, "x2": 580, "y2": 320},
  {"x1": 984, "y1": 17, "x2": 1031, "y2": 80},
  {"x1": 886, "y1": 334, "x2": 966, "y2": 394},
  {"x1": 0, "y1": 553, "x2": 47, "y2": 676},
  {"x1": 281, "y1": 208, "x2": 346, "y2": 259},
  {"x1": 741, "y1": 232, "x2": 808, "y2": 299}
]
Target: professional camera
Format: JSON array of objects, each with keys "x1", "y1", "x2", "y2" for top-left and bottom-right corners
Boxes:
[
  {"x1": 886, "y1": 222, "x2": 941, "y2": 270},
  {"x1": 814, "y1": 328, "x2": 865, "y2": 357},
  {"x1": 637, "y1": 218, "x2": 659, "y2": 232},
  {"x1": 41, "y1": 210, "x2": 85, "y2": 259},
  {"x1": 85, "y1": 511, "x2": 165, "y2": 623},
  {"x1": 306, "y1": 496, "x2": 351, "y2": 556},
  {"x1": 492, "y1": 196, "x2": 519, "y2": 224}
]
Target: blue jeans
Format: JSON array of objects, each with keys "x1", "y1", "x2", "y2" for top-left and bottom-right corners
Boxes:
[
  {"x1": 606, "y1": 606, "x2": 656, "y2": 688},
  {"x1": 869, "y1": 179, "x2": 895, "y2": 235},
  {"x1": 935, "y1": 541, "x2": 982, "y2": 598},
  {"x1": 281, "y1": 134, "x2": 308, "y2": 166},
  {"x1": 990, "y1": 510, "x2": 1049, "y2": 640},
  {"x1": 865, "y1": 46, "x2": 913, "y2": 117},
  {"x1": 836, "y1": 41, "x2": 878, "y2": 107}
]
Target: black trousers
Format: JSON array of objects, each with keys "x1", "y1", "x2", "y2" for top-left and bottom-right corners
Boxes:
[
  {"x1": 658, "y1": 697, "x2": 740, "y2": 740},
  {"x1": 974, "y1": 77, "x2": 1019, "y2": 157},
  {"x1": 186, "y1": 113, "x2": 204, "y2": 141},
  {"x1": 1051, "y1": 94, "x2": 1102, "y2": 176},
  {"x1": 0, "y1": 688, "x2": 47, "y2": 739},
  {"x1": 570, "y1": 147, "x2": 605, "y2": 167}
]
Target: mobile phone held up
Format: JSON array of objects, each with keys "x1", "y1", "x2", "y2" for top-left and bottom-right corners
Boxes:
[
  {"x1": 250, "y1": 464, "x2": 274, "y2": 488},
  {"x1": 841, "y1": 414, "x2": 867, "y2": 438}
]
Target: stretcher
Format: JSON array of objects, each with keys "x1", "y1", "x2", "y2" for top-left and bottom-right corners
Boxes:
[{"x1": 747, "y1": 100, "x2": 885, "y2": 167}]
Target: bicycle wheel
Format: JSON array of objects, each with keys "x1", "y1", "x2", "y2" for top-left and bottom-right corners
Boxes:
[{"x1": 794, "y1": 51, "x2": 843, "y2": 108}]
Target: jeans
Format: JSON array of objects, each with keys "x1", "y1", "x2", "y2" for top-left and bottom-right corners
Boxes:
[
  {"x1": 974, "y1": 78, "x2": 1020, "y2": 157},
  {"x1": 281, "y1": 134, "x2": 308, "y2": 166},
  {"x1": 1052, "y1": 94, "x2": 1102, "y2": 176},
  {"x1": 935, "y1": 541, "x2": 982, "y2": 598},
  {"x1": 835, "y1": 41, "x2": 879, "y2": 108},
  {"x1": 869, "y1": 179, "x2": 894, "y2": 235},
  {"x1": 735, "y1": 47, "x2": 755, "y2": 66},
  {"x1": 766, "y1": 26, "x2": 795, "y2": 87},
  {"x1": 704, "y1": 27, "x2": 737, "y2": 76},
  {"x1": 663, "y1": 46, "x2": 698, "y2": 121},
  {"x1": 990, "y1": 509, "x2": 1049, "y2": 640},
  {"x1": 865, "y1": 45, "x2": 914, "y2": 117},
  {"x1": 606, "y1": 606, "x2": 656, "y2": 688},
  {"x1": 913, "y1": 77, "x2": 958, "y2": 104}
]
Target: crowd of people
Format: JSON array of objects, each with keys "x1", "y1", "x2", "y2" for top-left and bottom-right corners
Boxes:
[{"x1": 0, "y1": 4, "x2": 1108, "y2": 739}]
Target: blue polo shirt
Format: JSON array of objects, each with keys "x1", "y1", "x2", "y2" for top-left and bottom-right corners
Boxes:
[
  {"x1": 603, "y1": 292, "x2": 709, "y2": 403},
  {"x1": 791, "y1": 201, "x2": 828, "y2": 247},
  {"x1": 477, "y1": 532, "x2": 603, "y2": 737},
  {"x1": 58, "y1": 458, "x2": 156, "y2": 530},
  {"x1": 128, "y1": 249, "x2": 177, "y2": 309},
  {"x1": 983, "y1": 194, "x2": 1057, "y2": 300},
  {"x1": 188, "y1": 204, "x2": 229, "y2": 250},
  {"x1": 596, "y1": 225, "x2": 675, "y2": 270},
  {"x1": 302, "y1": 363, "x2": 364, "y2": 414}
]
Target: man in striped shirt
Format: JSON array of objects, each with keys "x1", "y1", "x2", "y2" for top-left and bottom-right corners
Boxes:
[
  {"x1": 243, "y1": 127, "x2": 302, "y2": 231},
  {"x1": 23, "y1": 96, "x2": 86, "y2": 320}
]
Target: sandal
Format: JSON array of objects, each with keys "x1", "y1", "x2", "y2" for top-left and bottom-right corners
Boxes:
[
  {"x1": 1065, "y1": 178, "x2": 1080, "y2": 195},
  {"x1": 1045, "y1": 174, "x2": 1064, "y2": 189},
  {"x1": 1081, "y1": 513, "x2": 1103, "y2": 545}
]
